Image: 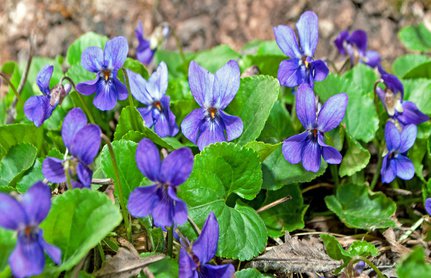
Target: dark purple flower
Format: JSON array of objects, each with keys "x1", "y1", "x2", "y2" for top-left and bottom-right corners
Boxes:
[
  {"x1": 376, "y1": 69, "x2": 429, "y2": 126},
  {"x1": 128, "y1": 62, "x2": 179, "y2": 137},
  {"x1": 0, "y1": 182, "x2": 61, "y2": 278},
  {"x1": 42, "y1": 108, "x2": 101, "y2": 188},
  {"x1": 425, "y1": 198, "x2": 431, "y2": 216},
  {"x1": 76, "y1": 36, "x2": 129, "y2": 111},
  {"x1": 273, "y1": 11, "x2": 329, "y2": 88},
  {"x1": 282, "y1": 84, "x2": 348, "y2": 172},
  {"x1": 334, "y1": 30, "x2": 381, "y2": 68},
  {"x1": 179, "y1": 212, "x2": 235, "y2": 278},
  {"x1": 381, "y1": 121, "x2": 416, "y2": 183},
  {"x1": 24, "y1": 65, "x2": 71, "y2": 127},
  {"x1": 181, "y1": 60, "x2": 243, "y2": 150},
  {"x1": 127, "y1": 138, "x2": 193, "y2": 227},
  {"x1": 135, "y1": 21, "x2": 170, "y2": 65}
]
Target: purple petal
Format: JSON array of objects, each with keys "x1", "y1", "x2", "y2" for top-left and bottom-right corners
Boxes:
[
  {"x1": 42, "y1": 157, "x2": 66, "y2": 183},
  {"x1": 282, "y1": 131, "x2": 308, "y2": 164},
  {"x1": 24, "y1": 95, "x2": 53, "y2": 127},
  {"x1": 160, "y1": 147, "x2": 194, "y2": 186},
  {"x1": 136, "y1": 138, "x2": 161, "y2": 181},
  {"x1": 301, "y1": 139, "x2": 321, "y2": 172},
  {"x1": 148, "y1": 62, "x2": 168, "y2": 100},
  {"x1": 399, "y1": 124, "x2": 417, "y2": 153},
  {"x1": 273, "y1": 25, "x2": 301, "y2": 58},
  {"x1": 181, "y1": 108, "x2": 206, "y2": 145},
  {"x1": 137, "y1": 46, "x2": 155, "y2": 66},
  {"x1": 296, "y1": 11, "x2": 319, "y2": 57},
  {"x1": 0, "y1": 194, "x2": 26, "y2": 230},
  {"x1": 179, "y1": 248, "x2": 198, "y2": 277},
  {"x1": 154, "y1": 112, "x2": 171, "y2": 137},
  {"x1": 127, "y1": 185, "x2": 159, "y2": 218},
  {"x1": 394, "y1": 155, "x2": 415, "y2": 180},
  {"x1": 364, "y1": 50, "x2": 380, "y2": 68},
  {"x1": 277, "y1": 58, "x2": 303, "y2": 88},
  {"x1": 318, "y1": 134, "x2": 342, "y2": 164},
  {"x1": 69, "y1": 124, "x2": 101, "y2": 164},
  {"x1": 213, "y1": 60, "x2": 240, "y2": 109},
  {"x1": 93, "y1": 80, "x2": 119, "y2": 111},
  {"x1": 113, "y1": 77, "x2": 128, "y2": 101},
  {"x1": 62, "y1": 108, "x2": 88, "y2": 149},
  {"x1": 135, "y1": 20, "x2": 144, "y2": 40},
  {"x1": 197, "y1": 119, "x2": 226, "y2": 151},
  {"x1": 200, "y1": 264, "x2": 236, "y2": 278},
  {"x1": 21, "y1": 182, "x2": 51, "y2": 225},
  {"x1": 317, "y1": 93, "x2": 348, "y2": 132},
  {"x1": 397, "y1": 101, "x2": 429, "y2": 126},
  {"x1": 153, "y1": 96, "x2": 179, "y2": 137},
  {"x1": 376, "y1": 87, "x2": 386, "y2": 108},
  {"x1": 384, "y1": 121, "x2": 401, "y2": 152},
  {"x1": 128, "y1": 70, "x2": 152, "y2": 105},
  {"x1": 36, "y1": 65, "x2": 53, "y2": 95},
  {"x1": 76, "y1": 78, "x2": 99, "y2": 96},
  {"x1": 188, "y1": 61, "x2": 215, "y2": 107},
  {"x1": 9, "y1": 234, "x2": 45, "y2": 278},
  {"x1": 77, "y1": 163, "x2": 92, "y2": 188},
  {"x1": 311, "y1": 60, "x2": 329, "y2": 82},
  {"x1": 167, "y1": 186, "x2": 188, "y2": 226},
  {"x1": 219, "y1": 111, "x2": 243, "y2": 141},
  {"x1": 348, "y1": 30, "x2": 368, "y2": 54},
  {"x1": 104, "y1": 36, "x2": 129, "y2": 70},
  {"x1": 193, "y1": 212, "x2": 218, "y2": 264},
  {"x1": 38, "y1": 232, "x2": 61, "y2": 265},
  {"x1": 381, "y1": 156, "x2": 396, "y2": 184},
  {"x1": 334, "y1": 30, "x2": 349, "y2": 55},
  {"x1": 81, "y1": 46, "x2": 104, "y2": 73},
  {"x1": 296, "y1": 84, "x2": 317, "y2": 129},
  {"x1": 152, "y1": 189, "x2": 174, "y2": 227},
  {"x1": 381, "y1": 73, "x2": 404, "y2": 96},
  {"x1": 138, "y1": 106, "x2": 155, "y2": 127},
  {"x1": 425, "y1": 198, "x2": 431, "y2": 216}
]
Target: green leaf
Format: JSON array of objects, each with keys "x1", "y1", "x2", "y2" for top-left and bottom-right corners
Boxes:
[
  {"x1": 114, "y1": 106, "x2": 176, "y2": 150},
  {"x1": 99, "y1": 139, "x2": 148, "y2": 200},
  {"x1": 259, "y1": 184, "x2": 308, "y2": 237},
  {"x1": 138, "y1": 253, "x2": 178, "y2": 278},
  {"x1": 403, "y1": 61, "x2": 431, "y2": 79},
  {"x1": 397, "y1": 247, "x2": 431, "y2": 278},
  {"x1": 236, "y1": 268, "x2": 267, "y2": 278},
  {"x1": 320, "y1": 234, "x2": 351, "y2": 263},
  {"x1": 154, "y1": 50, "x2": 187, "y2": 78},
  {"x1": 398, "y1": 24, "x2": 431, "y2": 52},
  {"x1": 262, "y1": 145, "x2": 327, "y2": 190},
  {"x1": 347, "y1": 241, "x2": 378, "y2": 257},
  {"x1": 325, "y1": 184, "x2": 397, "y2": 229},
  {"x1": 178, "y1": 143, "x2": 267, "y2": 260},
  {"x1": 66, "y1": 32, "x2": 108, "y2": 66},
  {"x1": 41, "y1": 189, "x2": 122, "y2": 272},
  {"x1": 123, "y1": 58, "x2": 149, "y2": 79},
  {"x1": 0, "y1": 124, "x2": 44, "y2": 157},
  {"x1": 0, "y1": 228, "x2": 15, "y2": 272},
  {"x1": 16, "y1": 158, "x2": 44, "y2": 193},
  {"x1": 193, "y1": 45, "x2": 241, "y2": 73},
  {"x1": 339, "y1": 134, "x2": 371, "y2": 177},
  {"x1": 244, "y1": 141, "x2": 281, "y2": 161},
  {"x1": 240, "y1": 55, "x2": 285, "y2": 77},
  {"x1": 258, "y1": 100, "x2": 295, "y2": 144},
  {"x1": 393, "y1": 54, "x2": 431, "y2": 77},
  {"x1": 0, "y1": 144, "x2": 37, "y2": 187},
  {"x1": 226, "y1": 75, "x2": 280, "y2": 145},
  {"x1": 403, "y1": 79, "x2": 431, "y2": 114}
]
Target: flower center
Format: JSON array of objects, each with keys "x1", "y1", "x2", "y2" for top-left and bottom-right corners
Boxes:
[
  {"x1": 301, "y1": 56, "x2": 310, "y2": 68},
  {"x1": 153, "y1": 101, "x2": 163, "y2": 111},
  {"x1": 101, "y1": 69, "x2": 112, "y2": 81},
  {"x1": 208, "y1": 107, "x2": 217, "y2": 119}
]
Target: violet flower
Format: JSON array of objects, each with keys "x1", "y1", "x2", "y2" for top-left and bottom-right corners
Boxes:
[
  {"x1": 181, "y1": 60, "x2": 243, "y2": 150},
  {"x1": 127, "y1": 138, "x2": 193, "y2": 227},
  {"x1": 0, "y1": 182, "x2": 61, "y2": 278},
  {"x1": 127, "y1": 62, "x2": 179, "y2": 137},
  {"x1": 42, "y1": 108, "x2": 101, "y2": 188},
  {"x1": 24, "y1": 65, "x2": 71, "y2": 126},
  {"x1": 179, "y1": 212, "x2": 235, "y2": 278},
  {"x1": 381, "y1": 121, "x2": 416, "y2": 183},
  {"x1": 135, "y1": 21, "x2": 169, "y2": 65},
  {"x1": 283, "y1": 84, "x2": 348, "y2": 172},
  {"x1": 376, "y1": 69, "x2": 429, "y2": 126},
  {"x1": 425, "y1": 198, "x2": 431, "y2": 216},
  {"x1": 334, "y1": 30, "x2": 380, "y2": 68},
  {"x1": 76, "y1": 36, "x2": 129, "y2": 111},
  {"x1": 273, "y1": 11, "x2": 329, "y2": 88}
]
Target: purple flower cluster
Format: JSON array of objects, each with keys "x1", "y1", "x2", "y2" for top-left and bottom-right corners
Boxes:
[
  {"x1": 42, "y1": 108, "x2": 101, "y2": 188},
  {"x1": 0, "y1": 182, "x2": 61, "y2": 278}
]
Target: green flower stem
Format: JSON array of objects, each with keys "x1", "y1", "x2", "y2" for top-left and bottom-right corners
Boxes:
[
  {"x1": 351, "y1": 256, "x2": 385, "y2": 278},
  {"x1": 121, "y1": 68, "x2": 140, "y2": 131},
  {"x1": 167, "y1": 226, "x2": 174, "y2": 257},
  {"x1": 102, "y1": 134, "x2": 131, "y2": 242},
  {"x1": 75, "y1": 90, "x2": 96, "y2": 124},
  {"x1": 188, "y1": 216, "x2": 201, "y2": 236},
  {"x1": 330, "y1": 165, "x2": 340, "y2": 186},
  {"x1": 370, "y1": 139, "x2": 384, "y2": 190},
  {"x1": 0, "y1": 73, "x2": 21, "y2": 102},
  {"x1": 97, "y1": 243, "x2": 105, "y2": 263}
]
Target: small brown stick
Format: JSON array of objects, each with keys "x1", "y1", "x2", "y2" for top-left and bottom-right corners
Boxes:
[{"x1": 257, "y1": 195, "x2": 292, "y2": 213}]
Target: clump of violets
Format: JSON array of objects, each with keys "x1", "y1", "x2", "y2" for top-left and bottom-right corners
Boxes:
[
  {"x1": 381, "y1": 121, "x2": 416, "y2": 183},
  {"x1": 42, "y1": 108, "x2": 101, "y2": 188},
  {"x1": 24, "y1": 65, "x2": 71, "y2": 126},
  {"x1": 283, "y1": 84, "x2": 348, "y2": 172},
  {"x1": 0, "y1": 182, "x2": 61, "y2": 278},
  {"x1": 334, "y1": 30, "x2": 380, "y2": 68},
  {"x1": 128, "y1": 62, "x2": 179, "y2": 137},
  {"x1": 76, "y1": 36, "x2": 129, "y2": 110},
  {"x1": 127, "y1": 138, "x2": 193, "y2": 227},
  {"x1": 179, "y1": 212, "x2": 235, "y2": 278},
  {"x1": 181, "y1": 60, "x2": 243, "y2": 150},
  {"x1": 376, "y1": 68, "x2": 429, "y2": 126},
  {"x1": 273, "y1": 11, "x2": 329, "y2": 88},
  {"x1": 135, "y1": 20, "x2": 170, "y2": 65}
]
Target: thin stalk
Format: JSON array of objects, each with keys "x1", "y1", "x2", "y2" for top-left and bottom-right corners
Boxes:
[
  {"x1": 351, "y1": 256, "x2": 384, "y2": 278},
  {"x1": 97, "y1": 243, "x2": 105, "y2": 263},
  {"x1": 257, "y1": 196, "x2": 292, "y2": 213},
  {"x1": 0, "y1": 73, "x2": 21, "y2": 101},
  {"x1": 370, "y1": 138, "x2": 384, "y2": 190},
  {"x1": 399, "y1": 217, "x2": 425, "y2": 242},
  {"x1": 330, "y1": 165, "x2": 340, "y2": 186},
  {"x1": 102, "y1": 134, "x2": 131, "y2": 241},
  {"x1": 121, "y1": 68, "x2": 140, "y2": 130},
  {"x1": 167, "y1": 226, "x2": 174, "y2": 257},
  {"x1": 171, "y1": 28, "x2": 186, "y2": 63},
  {"x1": 302, "y1": 182, "x2": 334, "y2": 194},
  {"x1": 188, "y1": 216, "x2": 201, "y2": 236},
  {"x1": 75, "y1": 92, "x2": 96, "y2": 124}
]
